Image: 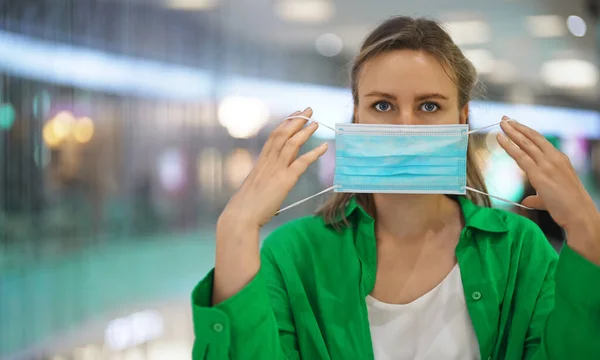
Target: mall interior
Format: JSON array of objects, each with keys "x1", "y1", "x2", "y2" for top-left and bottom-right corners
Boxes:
[{"x1": 0, "y1": 0, "x2": 599, "y2": 359}]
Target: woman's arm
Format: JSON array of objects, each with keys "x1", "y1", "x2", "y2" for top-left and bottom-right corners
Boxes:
[
  {"x1": 191, "y1": 107, "x2": 328, "y2": 359},
  {"x1": 497, "y1": 118, "x2": 600, "y2": 359},
  {"x1": 191, "y1": 241, "x2": 301, "y2": 360},
  {"x1": 521, "y1": 242, "x2": 600, "y2": 360}
]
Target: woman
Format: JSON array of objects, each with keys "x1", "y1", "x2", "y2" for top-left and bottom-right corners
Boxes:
[{"x1": 192, "y1": 17, "x2": 600, "y2": 360}]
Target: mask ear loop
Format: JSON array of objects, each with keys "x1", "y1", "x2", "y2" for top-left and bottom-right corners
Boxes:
[
  {"x1": 468, "y1": 122, "x2": 500, "y2": 135},
  {"x1": 283, "y1": 115, "x2": 342, "y2": 134},
  {"x1": 275, "y1": 186, "x2": 337, "y2": 216},
  {"x1": 467, "y1": 120, "x2": 514, "y2": 135},
  {"x1": 463, "y1": 186, "x2": 535, "y2": 210}
]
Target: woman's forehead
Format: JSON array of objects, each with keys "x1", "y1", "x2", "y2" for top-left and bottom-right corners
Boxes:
[{"x1": 358, "y1": 49, "x2": 458, "y2": 99}]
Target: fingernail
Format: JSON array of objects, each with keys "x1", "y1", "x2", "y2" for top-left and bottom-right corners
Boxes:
[
  {"x1": 303, "y1": 106, "x2": 312, "y2": 112},
  {"x1": 502, "y1": 115, "x2": 510, "y2": 121},
  {"x1": 320, "y1": 142, "x2": 329, "y2": 148}
]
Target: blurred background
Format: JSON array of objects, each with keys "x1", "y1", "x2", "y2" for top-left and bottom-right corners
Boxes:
[{"x1": 0, "y1": 0, "x2": 599, "y2": 359}]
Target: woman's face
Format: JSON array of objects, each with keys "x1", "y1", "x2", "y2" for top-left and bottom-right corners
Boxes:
[{"x1": 354, "y1": 49, "x2": 468, "y2": 126}]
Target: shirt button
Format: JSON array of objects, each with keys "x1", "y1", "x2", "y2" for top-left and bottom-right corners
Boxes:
[
  {"x1": 213, "y1": 323, "x2": 224, "y2": 332},
  {"x1": 472, "y1": 291, "x2": 482, "y2": 301}
]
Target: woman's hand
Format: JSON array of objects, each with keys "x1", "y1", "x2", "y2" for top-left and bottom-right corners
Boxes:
[
  {"x1": 213, "y1": 107, "x2": 328, "y2": 304},
  {"x1": 219, "y1": 107, "x2": 328, "y2": 231},
  {"x1": 498, "y1": 116, "x2": 600, "y2": 265}
]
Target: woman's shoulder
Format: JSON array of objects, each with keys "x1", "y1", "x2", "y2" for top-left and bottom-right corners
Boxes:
[
  {"x1": 479, "y1": 206, "x2": 559, "y2": 263},
  {"x1": 489, "y1": 206, "x2": 542, "y2": 232}
]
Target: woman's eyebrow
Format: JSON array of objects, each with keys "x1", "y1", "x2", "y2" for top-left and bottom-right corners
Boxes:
[
  {"x1": 415, "y1": 93, "x2": 449, "y2": 101},
  {"x1": 364, "y1": 91, "x2": 396, "y2": 100},
  {"x1": 363, "y1": 92, "x2": 450, "y2": 101}
]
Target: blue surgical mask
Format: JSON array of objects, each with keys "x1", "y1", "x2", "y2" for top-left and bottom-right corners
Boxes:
[
  {"x1": 334, "y1": 123, "x2": 468, "y2": 194},
  {"x1": 275, "y1": 116, "x2": 531, "y2": 214}
]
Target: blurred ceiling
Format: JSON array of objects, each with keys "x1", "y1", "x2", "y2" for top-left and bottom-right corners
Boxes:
[
  {"x1": 0, "y1": 0, "x2": 598, "y2": 107},
  {"x1": 156, "y1": 0, "x2": 600, "y2": 106}
]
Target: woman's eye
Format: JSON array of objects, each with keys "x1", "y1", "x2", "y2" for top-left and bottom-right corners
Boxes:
[
  {"x1": 373, "y1": 101, "x2": 393, "y2": 112},
  {"x1": 420, "y1": 102, "x2": 439, "y2": 112}
]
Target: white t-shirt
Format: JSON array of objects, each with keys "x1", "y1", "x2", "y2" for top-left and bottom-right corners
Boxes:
[{"x1": 366, "y1": 265, "x2": 480, "y2": 360}]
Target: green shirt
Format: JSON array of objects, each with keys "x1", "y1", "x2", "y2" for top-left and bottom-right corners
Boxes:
[{"x1": 191, "y1": 196, "x2": 600, "y2": 359}]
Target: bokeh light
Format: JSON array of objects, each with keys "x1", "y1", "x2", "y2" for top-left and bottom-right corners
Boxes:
[
  {"x1": 74, "y1": 117, "x2": 95, "y2": 143},
  {"x1": 0, "y1": 103, "x2": 16, "y2": 130},
  {"x1": 525, "y1": 15, "x2": 566, "y2": 38},
  {"x1": 485, "y1": 132, "x2": 504, "y2": 154},
  {"x1": 104, "y1": 310, "x2": 164, "y2": 351},
  {"x1": 463, "y1": 49, "x2": 495, "y2": 74},
  {"x1": 218, "y1": 96, "x2": 269, "y2": 139},
  {"x1": 567, "y1": 15, "x2": 587, "y2": 37},
  {"x1": 276, "y1": 0, "x2": 335, "y2": 23},
  {"x1": 166, "y1": 0, "x2": 219, "y2": 10},
  {"x1": 43, "y1": 122, "x2": 61, "y2": 148},
  {"x1": 51, "y1": 111, "x2": 76, "y2": 140},
  {"x1": 315, "y1": 33, "x2": 343, "y2": 57},
  {"x1": 484, "y1": 152, "x2": 525, "y2": 208},
  {"x1": 541, "y1": 59, "x2": 598, "y2": 89},
  {"x1": 443, "y1": 20, "x2": 490, "y2": 45},
  {"x1": 158, "y1": 149, "x2": 187, "y2": 192},
  {"x1": 224, "y1": 148, "x2": 254, "y2": 189}
]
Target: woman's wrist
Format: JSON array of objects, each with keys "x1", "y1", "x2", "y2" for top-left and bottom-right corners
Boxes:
[
  {"x1": 565, "y1": 212, "x2": 600, "y2": 266},
  {"x1": 213, "y1": 213, "x2": 262, "y2": 305},
  {"x1": 217, "y1": 210, "x2": 261, "y2": 239}
]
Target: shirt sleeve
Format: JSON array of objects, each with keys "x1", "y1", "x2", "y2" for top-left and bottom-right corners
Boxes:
[
  {"x1": 190, "y1": 245, "x2": 300, "y2": 360},
  {"x1": 524, "y1": 242, "x2": 600, "y2": 360}
]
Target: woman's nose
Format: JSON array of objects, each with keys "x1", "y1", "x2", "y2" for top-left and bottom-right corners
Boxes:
[{"x1": 395, "y1": 110, "x2": 417, "y2": 125}]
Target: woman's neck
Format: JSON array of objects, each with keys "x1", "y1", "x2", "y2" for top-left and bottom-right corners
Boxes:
[{"x1": 372, "y1": 193, "x2": 462, "y2": 241}]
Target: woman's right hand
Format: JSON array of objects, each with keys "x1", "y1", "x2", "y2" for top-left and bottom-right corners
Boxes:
[
  {"x1": 218, "y1": 107, "x2": 328, "y2": 231},
  {"x1": 213, "y1": 107, "x2": 326, "y2": 304}
]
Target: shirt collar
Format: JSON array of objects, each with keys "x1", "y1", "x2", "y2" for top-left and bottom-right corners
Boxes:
[
  {"x1": 340, "y1": 195, "x2": 509, "y2": 233},
  {"x1": 341, "y1": 196, "x2": 370, "y2": 221},
  {"x1": 455, "y1": 195, "x2": 509, "y2": 233}
]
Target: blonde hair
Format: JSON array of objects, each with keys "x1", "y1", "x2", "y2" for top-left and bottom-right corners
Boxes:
[{"x1": 316, "y1": 16, "x2": 491, "y2": 225}]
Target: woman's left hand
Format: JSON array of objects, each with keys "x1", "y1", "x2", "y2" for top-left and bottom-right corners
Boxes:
[{"x1": 497, "y1": 116, "x2": 600, "y2": 265}]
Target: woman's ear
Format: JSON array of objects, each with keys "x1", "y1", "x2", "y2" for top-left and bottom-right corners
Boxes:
[{"x1": 459, "y1": 103, "x2": 469, "y2": 125}]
